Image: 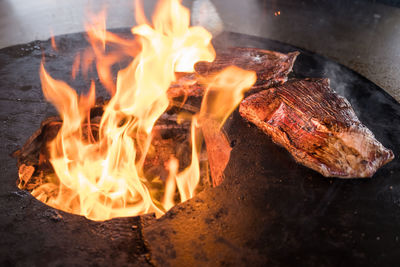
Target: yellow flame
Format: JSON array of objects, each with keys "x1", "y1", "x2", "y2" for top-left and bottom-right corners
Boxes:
[
  {"x1": 200, "y1": 66, "x2": 257, "y2": 128},
  {"x1": 29, "y1": 0, "x2": 256, "y2": 221},
  {"x1": 161, "y1": 157, "x2": 178, "y2": 210}
]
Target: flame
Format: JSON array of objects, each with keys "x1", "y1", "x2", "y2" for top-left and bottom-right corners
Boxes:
[
  {"x1": 201, "y1": 66, "x2": 257, "y2": 127},
  {"x1": 161, "y1": 156, "x2": 178, "y2": 210},
  {"x1": 50, "y1": 29, "x2": 58, "y2": 51},
  {"x1": 27, "y1": 0, "x2": 255, "y2": 221}
]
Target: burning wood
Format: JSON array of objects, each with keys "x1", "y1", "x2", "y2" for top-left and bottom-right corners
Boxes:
[
  {"x1": 201, "y1": 119, "x2": 231, "y2": 187},
  {"x1": 239, "y1": 78, "x2": 394, "y2": 178},
  {"x1": 13, "y1": 104, "x2": 210, "y2": 198},
  {"x1": 14, "y1": 0, "x2": 246, "y2": 221}
]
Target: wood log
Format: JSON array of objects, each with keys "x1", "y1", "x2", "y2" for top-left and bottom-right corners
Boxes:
[
  {"x1": 13, "y1": 106, "x2": 196, "y2": 191},
  {"x1": 201, "y1": 119, "x2": 232, "y2": 187}
]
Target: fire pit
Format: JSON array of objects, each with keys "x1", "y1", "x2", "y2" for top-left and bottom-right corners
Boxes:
[
  {"x1": 2, "y1": 3, "x2": 400, "y2": 267},
  {"x1": 11, "y1": 5, "x2": 263, "y2": 222}
]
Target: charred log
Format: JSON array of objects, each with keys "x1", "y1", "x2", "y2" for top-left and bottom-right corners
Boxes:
[
  {"x1": 12, "y1": 104, "x2": 216, "y2": 202},
  {"x1": 201, "y1": 119, "x2": 232, "y2": 187}
]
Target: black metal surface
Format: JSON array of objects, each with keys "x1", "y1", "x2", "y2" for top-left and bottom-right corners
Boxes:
[{"x1": 0, "y1": 30, "x2": 399, "y2": 266}]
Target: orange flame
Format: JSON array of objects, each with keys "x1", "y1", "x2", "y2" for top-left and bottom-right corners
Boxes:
[
  {"x1": 27, "y1": 0, "x2": 256, "y2": 221},
  {"x1": 201, "y1": 66, "x2": 257, "y2": 128},
  {"x1": 50, "y1": 29, "x2": 58, "y2": 51}
]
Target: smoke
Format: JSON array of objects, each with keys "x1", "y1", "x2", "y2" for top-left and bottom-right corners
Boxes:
[
  {"x1": 191, "y1": 0, "x2": 224, "y2": 36},
  {"x1": 323, "y1": 60, "x2": 355, "y2": 97},
  {"x1": 322, "y1": 60, "x2": 371, "y2": 119}
]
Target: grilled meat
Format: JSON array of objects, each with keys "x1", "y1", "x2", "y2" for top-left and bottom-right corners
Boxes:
[
  {"x1": 167, "y1": 48, "x2": 299, "y2": 99},
  {"x1": 195, "y1": 47, "x2": 299, "y2": 86},
  {"x1": 239, "y1": 78, "x2": 394, "y2": 178}
]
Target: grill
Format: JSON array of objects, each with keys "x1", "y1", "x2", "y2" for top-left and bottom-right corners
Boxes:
[{"x1": 1, "y1": 28, "x2": 399, "y2": 266}]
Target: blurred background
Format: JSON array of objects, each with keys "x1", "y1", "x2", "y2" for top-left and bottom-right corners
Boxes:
[{"x1": 0, "y1": 0, "x2": 399, "y2": 101}]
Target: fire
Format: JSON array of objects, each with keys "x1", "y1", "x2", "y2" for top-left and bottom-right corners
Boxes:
[{"x1": 26, "y1": 0, "x2": 256, "y2": 221}]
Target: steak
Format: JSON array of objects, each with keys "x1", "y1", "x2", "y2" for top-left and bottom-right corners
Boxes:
[
  {"x1": 195, "y1": 47, "x2": 299, "y2": 87},
  {"x1": 239, "y1": 78, "x2": 394, "y2": 178},
  {"x1": 167, "y1": 48, "x2": 299, "y2": 99}
]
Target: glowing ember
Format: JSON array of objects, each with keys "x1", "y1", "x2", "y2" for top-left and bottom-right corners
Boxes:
[{"x1": 21, "y1": 0, "x2": 256, "y2": 221}]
